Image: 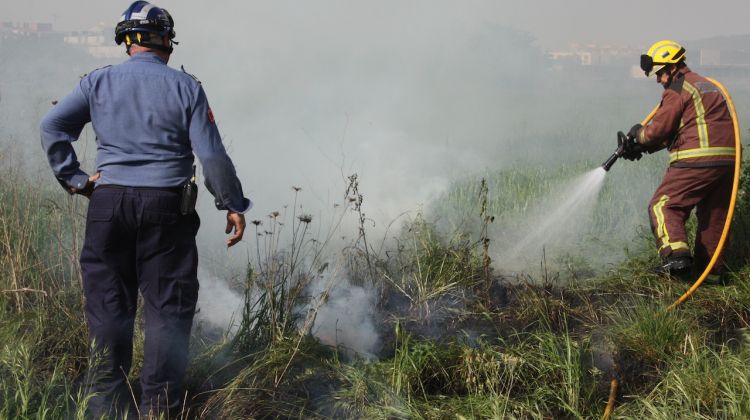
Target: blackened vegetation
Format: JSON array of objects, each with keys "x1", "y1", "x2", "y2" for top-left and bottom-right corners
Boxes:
[
  {"x1": 5, "y1": 170, "x2": 750, "y2": 418},
  {"x1": 195, "y1": 173, "x2": 750, "y2": 418}
]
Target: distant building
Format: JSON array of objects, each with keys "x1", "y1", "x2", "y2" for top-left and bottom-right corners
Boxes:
[
  {"x1": 549, "y1": 42, "x2": 750, "y2": 82},
  {"x1": 1, "y1": 20, "x2": 121, "y2": 58},
  {"x1": 62, "y1": 23, "x2": 121, "y2": 58},
  {"x1": 548, "y1": 44, "x2": 641, "y2": 67},
  {"x1": 1, "y1": 21, "x2": 53, "y2": 33},
  {"x1": 1, "y1": 21, "x2": 54, "y2": 36},
  {"x1": 547, "y1": 44, "x2": 642, "y2": 81}
]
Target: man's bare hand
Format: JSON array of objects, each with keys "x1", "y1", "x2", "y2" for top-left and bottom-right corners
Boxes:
[
  {"x1": 225, "y1": 211, "x2": 245, "y2": 247},
  {"x1": 70, "y1": 172, "x2": 101, "y2": 197}
]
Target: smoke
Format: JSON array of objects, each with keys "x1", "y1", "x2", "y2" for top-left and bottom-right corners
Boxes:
[
  {"x1": 303, "y1": 270, "x2": 380, "y2": 358},
  {"x1": 193, "y1": 254, "x2": 382, "y2": 359},
  {"x1": 6, "y1": 3, "x2": 750, "y2": 239},
  {"x1": 195, "y1": 267, "x2": 244, "y2": 331},
  {"x1": 0, "y1": 3, "x2": 663, "y2": 252},
  {"x1": 177, "y1": 12, "x2": 568, "y2": 250},
  {"x1": 9, "y1": 1, "x2": 750, "y2": 53},
  {"x1": 192, "y1": 250, "x2": 383, "y2": 360},
  {"x1": 4, "y1": 2, "x2": 750, "y2": 333}
]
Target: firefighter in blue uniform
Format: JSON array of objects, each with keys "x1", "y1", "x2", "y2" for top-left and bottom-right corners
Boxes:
[{"x1": 40, "y1": 1, "x2": 250, "y2": 417}]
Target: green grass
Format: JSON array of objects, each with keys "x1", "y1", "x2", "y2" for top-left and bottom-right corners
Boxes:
[
  {"x1": 618, "y1": 345, "x2": 750, "y2": 419},
  {"x1": 3, "y1": 157, "x2": 750, "y2": 419},
  {"x1": 430, "y1": 156, "x2": 669, "y2": 273},
  {"x1": 383, "y1": 215, "x2": 484, "y2": 316},
  {"x1": 0, "y1": 176, "x2": 91, "y2": 419}
]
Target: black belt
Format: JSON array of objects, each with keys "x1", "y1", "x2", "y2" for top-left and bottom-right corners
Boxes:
[{"x1": 96, "y1": 184, "x2": 182, "y2": 193}]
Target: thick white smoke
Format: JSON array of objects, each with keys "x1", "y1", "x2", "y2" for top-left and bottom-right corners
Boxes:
[
  {"x1": 195, "y1": 267, "x2": 244, "y2": 330},
  {"x1": 195, "y1": 262, "x2": 381, "y2": 359},
  {"x1": 303, "y1": 269, "x2": 380, "y2": 358}
]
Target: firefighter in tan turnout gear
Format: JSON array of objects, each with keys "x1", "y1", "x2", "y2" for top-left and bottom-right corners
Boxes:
[{"x1": 619, "y1": 40, "x2": 737, "y2": 278}]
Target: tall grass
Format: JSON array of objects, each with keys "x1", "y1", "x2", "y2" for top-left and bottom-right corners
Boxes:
[
  {"x1": 383, "y1": 215, "x2": 484, "y2": 317},
  {"x1": 431, "y1": 157, "x2": 668, "y2": 272},
  {"x1": 618, "y1": 345, "x2": 750, "y2": 419},
  {"x1": 4, "y1": 158, "x2": 750, "y2": 419},
  {"x1": 0, "y1": 173, "x2": 90, "y2": 418}
]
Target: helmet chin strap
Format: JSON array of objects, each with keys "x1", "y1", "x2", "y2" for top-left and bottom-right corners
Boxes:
[
  {"x1": 666, "y1": 72, "x2": 675, "y2": 86},
  {"x1": 146, "y1": 42, "x2": 174, "y2": 54},
  {"x1": 657, "y1": 65, "x2": 676, "y2": 88},
  {"x1": 125, "y1": 33, "x2": 175, "y2": 55}
]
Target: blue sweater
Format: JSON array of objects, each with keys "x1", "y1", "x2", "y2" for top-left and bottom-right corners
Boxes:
[{"x1": 40, "y1": 52, "x2": 250, "y2": 213}]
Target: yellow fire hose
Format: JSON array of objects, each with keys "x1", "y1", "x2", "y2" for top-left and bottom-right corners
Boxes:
[
  {"x1": 602, "y1": 378, "x2": 618, "y2": 419},
  {"x1": 603, "y1": 78, "x2": 742, "y2": 419}
]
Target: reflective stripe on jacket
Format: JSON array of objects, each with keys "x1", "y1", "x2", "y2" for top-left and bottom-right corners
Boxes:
[{"x1": 637, "y1": 67, "x2": 735, "y2": 167}]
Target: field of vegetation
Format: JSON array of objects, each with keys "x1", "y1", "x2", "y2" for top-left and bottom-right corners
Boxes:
[
  {"x1": 4, "y1": 28, "x2": 750, "y2": 420},
  {"x1": 3, "y1": 152, "x2": 750, "y2": 419}
]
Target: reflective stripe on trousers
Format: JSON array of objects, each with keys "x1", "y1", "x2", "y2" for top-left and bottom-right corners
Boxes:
[{"x1": 647, "y1": 166, "x2": 732, "y2": 271}]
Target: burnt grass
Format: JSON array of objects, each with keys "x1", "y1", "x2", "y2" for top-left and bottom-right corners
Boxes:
[
  {"x1": 178, "y1": 252, "x2": 750, "y2": 419},
  {"x1": 376, "y1": 275, "x2": 609, "y2": 348},
  {"x1": 372, "y1": 271, "x2": 750, "y2": 407}
]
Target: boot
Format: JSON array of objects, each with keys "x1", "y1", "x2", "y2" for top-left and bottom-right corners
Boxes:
[{"x1": 649, "y1": 255, "x2": 693, "y2": 280}]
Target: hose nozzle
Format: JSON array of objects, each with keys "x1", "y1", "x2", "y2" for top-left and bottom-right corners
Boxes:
[
  {"x1": 601, "y1": 131, "x2": 629, "y2": 171},
  {"x1": 601, "y1": 152, "x2": 619, "y2": 171}
]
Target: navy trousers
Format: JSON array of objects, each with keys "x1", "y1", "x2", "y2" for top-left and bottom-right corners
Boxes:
[{"x1": 80, "y1": 186, "x2": 200, "y2": 418}]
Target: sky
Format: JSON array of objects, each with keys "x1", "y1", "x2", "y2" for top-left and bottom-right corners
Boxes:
[{"x1": 4, "y1": 0, "x2": 750, "y2": 49}]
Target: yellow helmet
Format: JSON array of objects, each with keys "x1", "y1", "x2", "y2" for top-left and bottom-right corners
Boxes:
[{"x1": 640, "y1": 40, "x2": 686, "y2": 77}]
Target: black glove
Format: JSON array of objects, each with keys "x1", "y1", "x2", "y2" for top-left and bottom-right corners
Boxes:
[
  {"x1": 628, "y1": 123, "x2": 643, "y2": 140},
  {"x1": 618, "y1": 130, "x2": 644, "y2": 161}
]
